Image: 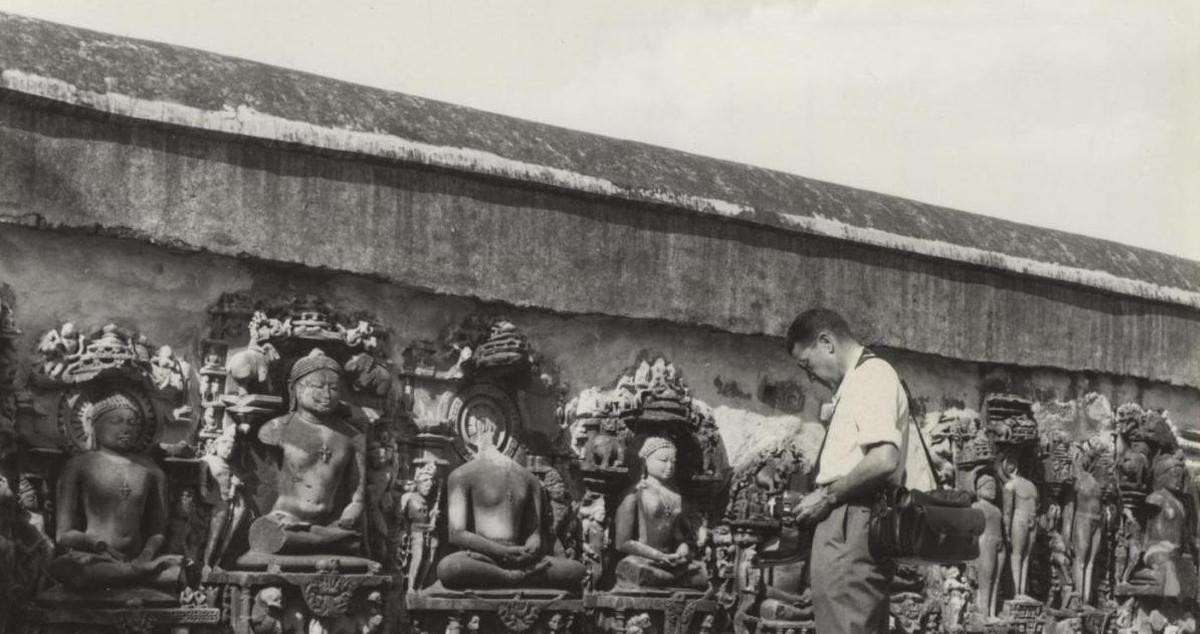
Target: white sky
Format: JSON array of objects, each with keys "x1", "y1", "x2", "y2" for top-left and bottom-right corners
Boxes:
[{"x1": 3, "y1": 0, "x2": 1199, "y2": 263}]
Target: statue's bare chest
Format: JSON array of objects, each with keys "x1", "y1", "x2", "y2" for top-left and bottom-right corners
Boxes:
[
  {"x1": 278, "y1": 421, "x2": 353, "y2": 471},
  {"x1": 639, "y1": 487, "x2": 681, "y2": 521},
  {"x1": 85, "y1": 456, "x2": 152, "y2": 508},
  {"x1": 472, "y1": 470, "x2": 529, "y2": 508}
]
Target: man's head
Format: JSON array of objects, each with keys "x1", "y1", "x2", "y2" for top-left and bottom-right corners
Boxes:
[{"x1": 785, "y1": 308, "x2": 858, "y2": 389}]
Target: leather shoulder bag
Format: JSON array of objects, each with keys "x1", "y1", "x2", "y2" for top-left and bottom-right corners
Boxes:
[{"x1": 866, "y1": 372, "x2": 985, "y2": 566}]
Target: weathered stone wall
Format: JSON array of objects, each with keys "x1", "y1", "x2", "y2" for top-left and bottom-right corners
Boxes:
[
  {"x1": 2, "y1": 96, "x2": 1199, "y2": 388},
  {"x1": 3, "y1": 224, "x2": 1196, "y2": 463}
]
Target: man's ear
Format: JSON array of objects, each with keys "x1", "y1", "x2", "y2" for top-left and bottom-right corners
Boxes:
[{"x1": 817, "y1": 331, "x2": 836, "y2": 354}]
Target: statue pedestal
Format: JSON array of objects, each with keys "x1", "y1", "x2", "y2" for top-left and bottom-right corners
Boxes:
[
  {"x1": 28, "y1": 586, "x2": 221, "y2": 633},
  {"x1": 587, "y1": 589, "x2": 718, "y2": 634},
  {"x1": 406, "y1": 587, "x2": 584, "y2": 633},
  {"x1": 1000, "y1": 596, "x2": 1045, "y2": 633},
  {"x1": 205, "y1": 567, "x2": 391, "y2": 634}
]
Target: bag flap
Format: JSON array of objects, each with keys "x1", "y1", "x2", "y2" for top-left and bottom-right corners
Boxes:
[
  {"x1": 908, "y1": 488, "x2": 973, "y2": 508},
  {"x1": 917, "y1": 505, "x2": 986, "y2": 536}
]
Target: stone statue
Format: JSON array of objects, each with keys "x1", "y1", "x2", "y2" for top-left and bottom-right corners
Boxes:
[
  {"x1": 18, "y1": 478, "x2": 46, "y2": 537},
  {"x1": 614, "y1": 437, "x2": 707, "y2": 589},
  {"x1": 36, "y1": 322, "x2": 83, "y2": 380},
  {"x1": 435, "y1": 422, "x2": 587, "y2": 590},
  {"x1": 227, "y1": 312, "x2": 283, "y2": 394},
  {"x1": 942, "y1": 565, "x2": 970, "y2": 631},
  {"x1": 541, "y1": 469, "x2": 576, "y2": 557},
  {"x1": 399, "y1": 462, "x2": 438, "y2": 591},
  {"x1": 1128, "y1": 452, "x2": 1191, "y2": 595},
  {"x1": 972, "y1": 471, "x2": 1005, "y2": 619},
  {"x1": 365, "y1": 431, "x2": 399, "y2": 558},
  {"x1": 199, "y1": 352, "x2": 226, "y2": 405},
  {"x1": 247, "y1": 350, "x2": 367, "y2": 557},
  {"x1": 1001, "y1": 450, "x2": 1038, "y2": 598},
  {"x1": 164, "y1": 486, "x2": 206, "y2": 562},
  {"x1": 1063, "y1": 442, "x2": 1104, "y2": 605},
  {"x1": 201, "y1": 427, "x2": 249, "y2": 572},
  {"x1": 48, "y1": 394, "x2": 185, "y2": 592},
  {"x1": 250, "y1": 586, "x2": 284, "y2": 634}
]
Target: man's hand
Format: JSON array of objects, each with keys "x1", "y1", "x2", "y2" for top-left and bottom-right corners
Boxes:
[{"x1": 793, "y1": 487, "x2": 836, "y2": 528}]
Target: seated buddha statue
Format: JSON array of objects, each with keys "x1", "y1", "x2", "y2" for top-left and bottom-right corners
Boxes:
[
  {"x1": 47, "y1": 394, "x2": 185, "y2": 594},
  {"x1": 244, "y1": 350, "x2": 370, "y2": 563},
  {"x1": 435, "y1": 423, "x2": 587, "y2": 590},
  {"x1": 614, "y1": 437, "x2": 708, "y2": 590}
]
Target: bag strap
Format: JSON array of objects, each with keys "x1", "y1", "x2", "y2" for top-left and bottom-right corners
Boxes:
[
  {"x1": 899, "y1": 377, "x2": 939, "y2": 484},
  {"x1": 813, "y1": 349, "x2": 879, "y2": 477}
]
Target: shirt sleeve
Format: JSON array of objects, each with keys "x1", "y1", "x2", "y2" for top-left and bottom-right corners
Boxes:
[{"x1": 847, "y1": 360, "x2": 907, "y2": 450}]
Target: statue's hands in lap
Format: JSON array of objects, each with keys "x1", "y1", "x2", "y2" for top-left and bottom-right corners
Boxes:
[
  {"x1": 499, "y1": 544, "x2": 541, "y2": 568},
  {"x1": 335, "y1": 502, "x2": 364, "y2": 530}
]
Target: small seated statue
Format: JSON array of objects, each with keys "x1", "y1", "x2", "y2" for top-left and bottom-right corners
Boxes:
[
  {"x1": 1129, "y1": 452, "x2": 1192, "y2": 595},
  {"x1": 245, "y1": 350, "x2": 368, "y2": 560},
  {"x1": 47, "y1": 394, "x2": 185, "y2": 593},
  {"x1": 435, "y1": 422, "x2": 587, "y2": 590},
  {"x1": 614, "y1": 437, "x2": 708, "y2": 590}
]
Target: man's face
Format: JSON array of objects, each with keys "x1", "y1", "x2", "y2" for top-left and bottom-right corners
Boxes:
[
  {"x1": 790, "y1": 334, "x2": 839, "y2": 389},
  {"x1": 94, "y1": 408, "x2": 140, "y2": 452},
  {"x1": 296, "y1": 369, "x2": 341, "y2": 415}
]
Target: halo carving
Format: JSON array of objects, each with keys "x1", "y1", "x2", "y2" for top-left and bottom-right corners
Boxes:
[{"x1": 446, "y1": 383, "x2": 520, "y2": 457}]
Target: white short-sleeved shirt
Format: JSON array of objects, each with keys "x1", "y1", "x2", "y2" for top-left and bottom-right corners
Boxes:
[{"x1": 814, "y1": 350, "x2": 910, "y2": 486}]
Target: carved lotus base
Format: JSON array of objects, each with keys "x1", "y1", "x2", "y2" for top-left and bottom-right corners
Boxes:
[{"x1": 406, "y1": 588, "x2": 584, "y2": 633}]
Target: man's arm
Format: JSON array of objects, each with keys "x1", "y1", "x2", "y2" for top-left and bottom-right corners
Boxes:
[{"x1": 794, "y1": 442, "x2": 898, "y2": 526}]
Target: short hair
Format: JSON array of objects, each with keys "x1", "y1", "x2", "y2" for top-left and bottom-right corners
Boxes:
[{"x1": 784, "y1": 308, "x2": 855, "y2": 352}]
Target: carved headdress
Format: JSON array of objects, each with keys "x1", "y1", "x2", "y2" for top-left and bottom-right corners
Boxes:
[
  {"x1": 83, "y1": 393, "x2": 142, "y2": 450},
  {"x1": 413, "y1": 461, "x2": 437, "y2": 484},
  {"x1": 289, "y1": 349, "x2": 342, "y2": 386},
  {"x1": 638, "y1": 436, "x2": 676, "y2": 459}
]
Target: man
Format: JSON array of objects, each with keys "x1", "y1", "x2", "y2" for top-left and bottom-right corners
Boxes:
[{"x1": 788, "y1": 308, "x2": 909, "y2": 634}]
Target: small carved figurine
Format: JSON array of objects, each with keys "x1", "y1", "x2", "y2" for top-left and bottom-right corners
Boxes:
[
  {"x1": 226, "y1": 312, "x2": 283, "y2": 394},
  {"x1": 201, "y1": 427, "x2": 248, "y2": 572},
  {"x1": 250, "y1": 586, "x2": 284, "y2": 634},
  {"x1": 972, "y1": 471, "x2": 1005, "y2": 619},
  {"x1": 1001, "y1": 450, "x2": 1038, "y2": 598},
  {"x1": 1064, "y1": 442, "x2": 1104, "y2": 605},
  {"x1": 36, "y1": 322, "x2": 83, "y2": 380}
]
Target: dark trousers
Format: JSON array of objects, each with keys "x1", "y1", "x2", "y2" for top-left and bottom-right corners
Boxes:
[{"x1": 810, "y1": 502, "x2": 893, "y2": 634}]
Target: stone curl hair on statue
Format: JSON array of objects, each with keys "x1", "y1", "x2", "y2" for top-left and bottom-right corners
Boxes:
[{"x1": 82, "y1": 393, "x2": 141, "y2": 450}]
